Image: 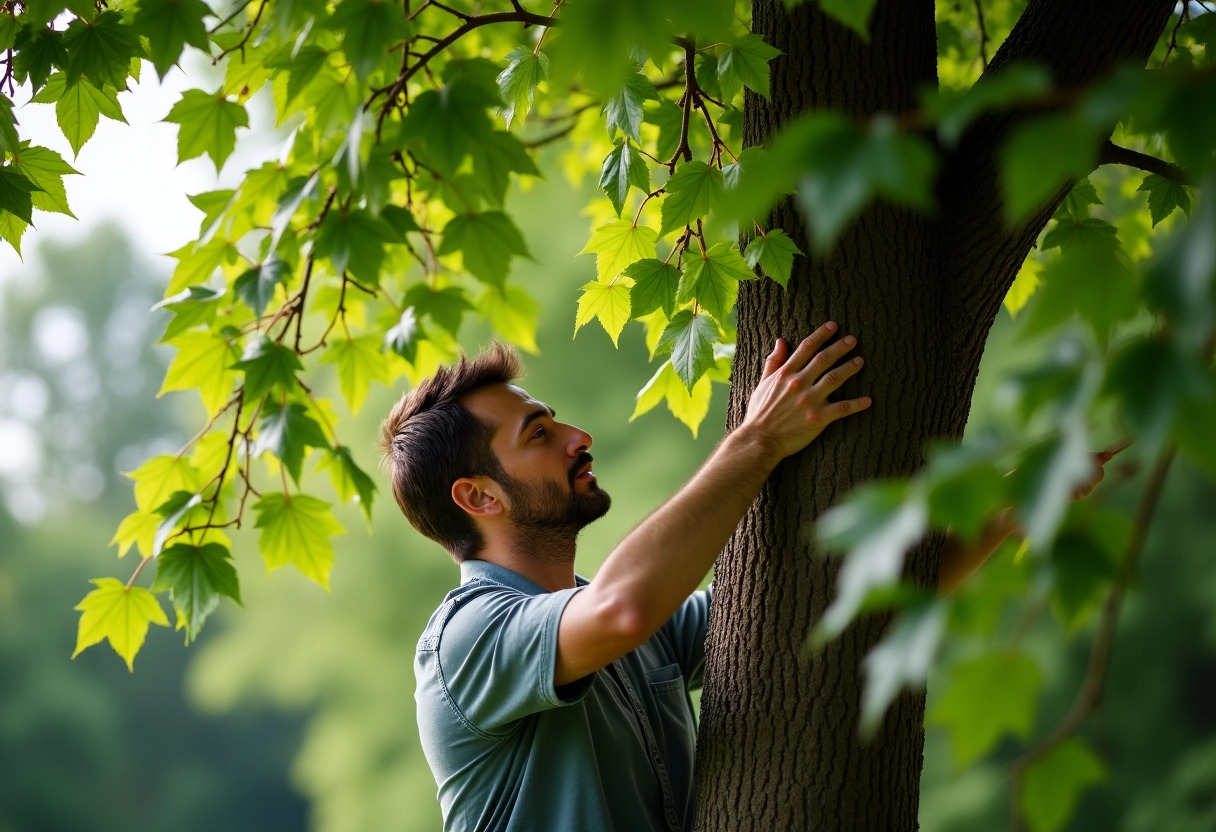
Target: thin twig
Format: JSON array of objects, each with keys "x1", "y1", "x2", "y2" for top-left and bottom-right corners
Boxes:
[{"x1": 973, "y1": 0, "x2": 989, "y2": 69}]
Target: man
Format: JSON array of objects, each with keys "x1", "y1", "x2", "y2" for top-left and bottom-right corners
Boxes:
[
  {"x1": 378, "y1": 325, "x2": 1036, "y2": 831},
  {"x1": 379, "y1": 322, "x2": 871, "y2": 831}
]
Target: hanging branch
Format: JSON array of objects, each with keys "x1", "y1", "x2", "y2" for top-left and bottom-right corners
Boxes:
[{"x1": 1008, "y1": 446, "x2": 1177, "y2": 831}]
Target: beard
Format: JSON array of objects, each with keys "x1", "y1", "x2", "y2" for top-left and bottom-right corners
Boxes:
[{"x1": 498, "y1": 452, "x2": 612, "y2": 559}]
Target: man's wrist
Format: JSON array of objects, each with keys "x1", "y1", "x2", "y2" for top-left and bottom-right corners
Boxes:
[{"x1": 723, "y1": 422, "x2": 784, "y2": 474}]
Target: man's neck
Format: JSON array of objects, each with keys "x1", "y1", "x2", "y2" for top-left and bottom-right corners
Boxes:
[{"x1": 474, "y1": 528, "x2": 579, "y2": 592}]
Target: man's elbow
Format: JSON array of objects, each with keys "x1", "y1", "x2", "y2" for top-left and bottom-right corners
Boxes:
[{"x1": 588, "y1": 587, "x2": 651, "y2": 646}]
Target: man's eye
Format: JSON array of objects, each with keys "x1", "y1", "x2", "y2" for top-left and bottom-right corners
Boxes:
[{"x1": 532, "y1": 426, "x2": 546, "y2": 439}]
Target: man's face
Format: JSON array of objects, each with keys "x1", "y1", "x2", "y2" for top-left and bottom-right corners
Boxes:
[{"x1": 463, "y1": 383, "x2": 611, "y2": 533}]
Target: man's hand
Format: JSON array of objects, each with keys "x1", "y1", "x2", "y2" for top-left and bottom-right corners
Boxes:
[{"x1": 741, "y1": 322, "x2": 872, "y2": 463}]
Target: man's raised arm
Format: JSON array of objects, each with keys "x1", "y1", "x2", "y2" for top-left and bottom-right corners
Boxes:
[{"x1": 554, "y1": 322, "x2": 871, "y2": 686}]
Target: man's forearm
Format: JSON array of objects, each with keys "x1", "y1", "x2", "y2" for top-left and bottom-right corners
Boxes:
[
  {"x1": 937, "y1": 507, "x2": 1018, "y2": 595},
  {"x1": 588, "y1": 425, "x2": 779, "y2": 636}
]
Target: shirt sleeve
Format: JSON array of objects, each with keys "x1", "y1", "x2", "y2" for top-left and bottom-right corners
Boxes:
[
  {"x1": 658, "y1": 586, "x2": 712, "y2": 690},
  {"x1": 436, "y1": 584, "x2": 594, "y2": 735}
]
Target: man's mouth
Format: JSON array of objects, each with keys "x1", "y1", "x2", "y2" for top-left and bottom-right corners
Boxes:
[{"x1": 571, "y1": 455, "x2": 595, "y2": 482}]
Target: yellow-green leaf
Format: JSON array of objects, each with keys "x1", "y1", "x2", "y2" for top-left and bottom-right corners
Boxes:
[
  {"x1": 630, "y1": 361, "x2": 714, "y2": 437},
  {"x1": 159, "y1": 330, "x2": 240, "y2": 415},
  {"x1": 321, "y1": 335, "x2": 392, "y2": 413},
  {"x1": 579, "y1": 220, "x2": 658, "y2": 282},
  {"x1": 73, "y1": 578, "x2": 170, "y2": 671},
  {"x1": 252, "y1": 493, "x2": 345, "y2": 589},
  {"x1": 124, "y1": 453, "x2": 203, "y2": 513},
  {"x1": 109, "y1": 509, "x2": 160, "y2": 557},
  {"x1": 1004, "y1": 256, "x2": 1042, "y2": 318},
  {"x1": 574, "y1": 280, "x2": 632, "y2": 346}
]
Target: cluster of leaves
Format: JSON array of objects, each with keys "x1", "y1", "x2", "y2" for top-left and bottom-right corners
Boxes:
[{"x1": 0, "y1": 0, "x2": 1208, "y2": 827}]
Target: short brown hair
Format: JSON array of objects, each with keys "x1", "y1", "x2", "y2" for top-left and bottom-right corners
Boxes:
[{"x1": 379, "y1": 342, "x2": 522, "y2": 561}]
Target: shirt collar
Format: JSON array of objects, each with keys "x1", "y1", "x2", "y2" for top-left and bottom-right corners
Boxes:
[{"x1": 459, "y1": 559, "x2": 588, "y2": 595}]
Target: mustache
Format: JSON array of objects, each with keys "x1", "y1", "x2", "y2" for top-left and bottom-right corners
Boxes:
[{"x1": 568, "y1": 452, "x2": 594, "y2": 483}]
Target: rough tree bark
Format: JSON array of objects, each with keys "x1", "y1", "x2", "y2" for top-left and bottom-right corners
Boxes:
[{"x1": 690, "y1": 1, "x2": 1175, "y2": 830}]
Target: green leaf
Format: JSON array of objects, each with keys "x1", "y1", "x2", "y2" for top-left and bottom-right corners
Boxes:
[
  {"x1": 497, "y1": 46, "x2": 548, "y2": 127},
  {"x1": 1040, "y1": 217, "x2": 1117, "y2": 252},
  {"x1": 252, "y1": 493, "x2": 344, "y2": 589},
  {"x1": 319, "y1": 446, "x2": 376, "y2": 523},
  {"x1": 402, "y1": 284, "x2": 472, "y2": 335},
  {"x1": 11, "y1": 144, "x2": 79, "y2": 217},
  {"x1": 603, "y1": 72, "x2": 657, "y2": 143},
  {"x1": 860, "y1": 599, "x2": 947, "y2": 737},
  {"x1": 659, "y1": 161, "x2": 724, "y2": 237},
  {"x1": 1048, "y1": 529, "x2": 1119, "y2": 631},
  {"x1": 62, "y1": 11, "x2": 141, "y2": 90},
  {"x1": 929, "y1": 652, "x2": 1042, "y2": 768},
  {"x1": 13, "y1": 25, "x2": 66, "y2": 92},
  {"x1": 73, "y1": 578, "x2": 169, "y2": 671},
  {"x1": 675, "y1": 241, "x2": 752, "y2": 323},
  {"x1": 233, "y1": 254, "x2": 291, "y2": 317},
  {"x1": 0, "y1": 168, "x2": 39, "y2": 225},
  {"x1": 327, "y1": 0, "x2": 410, "y2": 82},
  {"x1": 625, "y1": 258, "x2": 680, "y2": 318},
  {"x1": 43, "y1": 74, "x2": 127, "y2": 156},
  {"x1": 165, "y1": 236, "x2": 231, "y2": 295},
  {"x1": 1023, "y1": 238, "x2": 1138, "y2": 343},
  {"x1": 133, "y1": 0, "x2": 213, "y2": 78},
  {"x1": 439, "y1": 211, "x2": 530, "y2": 286},
  {"x1": 153, "y1": 285, "x2": 224, "y2": 341},
  {"x1": 599, "y1": 139, "x2": 650, "y2": 217},
  {"x1": 159, "y1": 330, "x2": 240, "y2": 414},
  {"x1": 1137, "y1": 173, "x2": 1191, "y2": 226},
  {"x1": 1004, "y1": 257, "x2": 1042, "y2": 318},
  {"x1": 630, "y1": 360, "x2": 714, "y2": 438},
  {"x1": 1002, "y1": 115, "x2": 1097, "y2": 224},
  {"x1": 471, "y1": 130, "x2": 541, "y2": 207},
  {"x1": 817, "y1": 0, "x2": 877, "y2": 38},
  {"x1": 232, "y1": 335, "x2": 303, "y2": 401},
  {"x1": 164, "y1": 88, "x2": 249, "y2": 170},
  {"x1": 313, "y1": 208, "x2": 400, "y2": 284},
  {"x1": 267, "y1": 44, "x2": 329, "y2": 109},
  {"x1": 813, "y1": 482, "x2": 929, "y2": 645},
  {"x1": 1021, "y1": 739, "x2": 1106, "y2": 832},
  {"x1": 124, "y1": 453, "x2": 202, "y2": 514},
  {"x1": 398, "y1": 81, "x2": 494, "y2": 177},
  {"x1": 0, "y1": 200, "x2": 25, "y2": 252},
  {"x1": 0, "y1": 95, "x2": 20, "y2": 156},
  {"x1": 574, "y1": 280, "x2": 632, "y2": 346},
  {"x1": 923, "y1": 445, "x2": 1009, "y2": 541},
  {"x1": 1010, "y1": 433, "x2": 1096, "y2": 552},
  {"x1": 656, "y1": 309, "x2": 718, "y2": 389},
  {"x1": 320, "y1": 335, "x2": 391, "y2": 413},
  {"x1": 717, "y1": 34, "x2": 781, "y2": 99},
  {"x1": 151, "y1": 542, "x2": 241, "y2": 643},
  {"x1": 580, "y1": 219, "x2": 658, "y2": 282},
  {"x1": 253, "y1": 401, "x2": 329, "y2": 483},
  {"x1": 743, "y1": 228, "x2": 803, "y2": 287}
]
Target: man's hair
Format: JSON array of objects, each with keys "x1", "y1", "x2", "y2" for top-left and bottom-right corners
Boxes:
[{"x1": 379, "y1": 342, "x2": 522, "y2": 561}]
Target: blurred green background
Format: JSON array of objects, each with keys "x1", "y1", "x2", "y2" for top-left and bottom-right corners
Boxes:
[{"x1": 2, "y1": 154, "x2": 1214, "y2": 832}]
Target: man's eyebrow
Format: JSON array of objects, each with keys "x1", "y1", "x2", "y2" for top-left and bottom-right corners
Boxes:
[{"x1": 517, "y1": 405, "x2": 555, "y2": 439}]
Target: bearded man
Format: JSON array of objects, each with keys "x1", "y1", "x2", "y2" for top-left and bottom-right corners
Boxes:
[{"x1": 380, "y1": 325, "x2": 1028, "y2": 831}]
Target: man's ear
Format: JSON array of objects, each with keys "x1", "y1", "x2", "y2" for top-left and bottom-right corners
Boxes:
[{"x1": 451, "y1": 477, "x2": 504, "y2": 518}]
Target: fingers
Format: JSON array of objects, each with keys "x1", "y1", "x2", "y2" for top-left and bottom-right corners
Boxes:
[
  {"x1": 802, "y1": 334, "x2": 858, "y2": 382},
  {"x1": 761, "y1": 338, "x2": 787, "y2": 379},
  {"x1": 783, "y1": 321, "x2": 839, "y2": 373},
  {"x1": 816, "y1": 396, "x2": 873, "y2": 425},
  {"x1": 813, "y1": 355, "x2": 864, "y2": 396}
]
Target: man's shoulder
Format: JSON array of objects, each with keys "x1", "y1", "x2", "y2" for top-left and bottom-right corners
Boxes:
[{"x1": 417, "y1": 577, "x2": 523, "y2": 652}]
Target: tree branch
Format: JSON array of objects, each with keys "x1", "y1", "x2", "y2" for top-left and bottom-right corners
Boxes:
[
  {"x1": 1008, "y1": 446, "x2": 1177, "y2": 832},
  {"x1": 1098, "y1": 140, "x2": 1192, "y2": 185}
]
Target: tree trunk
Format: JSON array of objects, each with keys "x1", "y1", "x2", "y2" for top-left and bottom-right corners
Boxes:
[{"x1": 691, "y1": 1, "x2": 1175, "y2": 830}]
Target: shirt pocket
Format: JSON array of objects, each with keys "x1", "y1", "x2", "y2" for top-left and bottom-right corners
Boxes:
[{"x1": 646, "y1": 662, "x2": 687, "y2": 696}]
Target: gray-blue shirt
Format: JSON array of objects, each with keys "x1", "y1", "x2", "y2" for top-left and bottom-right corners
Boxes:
[{"x1": 415, "y1": 559, "x2": 711, "y2": 832}]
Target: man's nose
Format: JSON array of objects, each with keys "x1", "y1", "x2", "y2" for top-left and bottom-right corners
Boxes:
[{"x1": 566, "y1": 425, "x2": 592, "y2": 455}]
